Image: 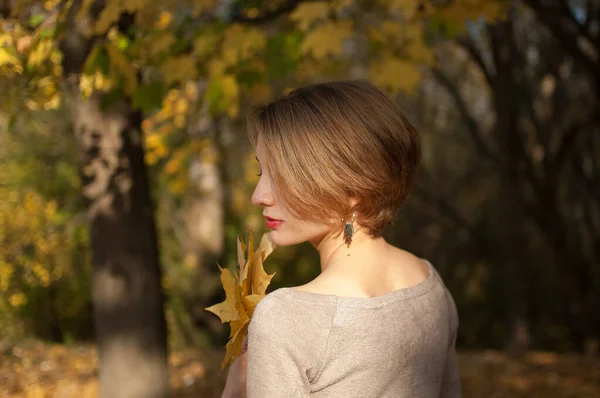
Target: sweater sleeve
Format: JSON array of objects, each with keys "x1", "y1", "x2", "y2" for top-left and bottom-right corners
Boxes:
[
  {"x1": 246, "y1": 290, "x2": 334, "y2": 398},
  {"x1": 441, "y1": 289, "x2": 462, "y2": 398}
]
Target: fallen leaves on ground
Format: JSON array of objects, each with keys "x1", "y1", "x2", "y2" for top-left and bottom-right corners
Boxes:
[
  {"x1": 459, "y1": 350, "x2": 600, "y2": 398},
  {"x1": 0, "y1": 341, "x2": 599, "y2": 397}
]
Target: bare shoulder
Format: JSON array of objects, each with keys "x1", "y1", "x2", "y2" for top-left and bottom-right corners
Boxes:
[{"x1": 291, "y1": 246, "x2": 431, "y2": 298}]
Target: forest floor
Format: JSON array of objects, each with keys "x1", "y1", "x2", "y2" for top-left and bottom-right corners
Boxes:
[{"x1": 0, "y1": 340, "x2": 599, "y2": 397}]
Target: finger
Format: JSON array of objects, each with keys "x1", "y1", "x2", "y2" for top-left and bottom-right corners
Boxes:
[{"x1": 242, "y1": 335, "x2": 248, "y2": 353}]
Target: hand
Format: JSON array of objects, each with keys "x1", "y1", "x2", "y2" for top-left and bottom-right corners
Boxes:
[{"x1": 222, "y1": 335, "x2": 248, "y2": 398}]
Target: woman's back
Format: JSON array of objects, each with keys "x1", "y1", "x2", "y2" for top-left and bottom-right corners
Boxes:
[{"x1": 246, "y1": 260, "x2": 461, "y2": 398}]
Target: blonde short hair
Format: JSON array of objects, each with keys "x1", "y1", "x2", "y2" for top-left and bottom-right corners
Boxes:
[{"x1": 247, "y1": 80, "x2": 421, "y2": 238}]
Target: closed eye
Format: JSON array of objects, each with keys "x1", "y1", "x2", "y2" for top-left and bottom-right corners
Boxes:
[{"x1": 255, "y1": 156, "x2": 262, "y2": 176}]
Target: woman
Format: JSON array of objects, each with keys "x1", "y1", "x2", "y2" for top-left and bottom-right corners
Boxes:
[{"x1": 222, "y1": 80, "x2": 461, "y2": 398}]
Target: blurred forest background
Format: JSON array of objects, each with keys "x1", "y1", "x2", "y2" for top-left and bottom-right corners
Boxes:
[{"x1": 0, "y1": 0, "x2": 599, "y2": 397}]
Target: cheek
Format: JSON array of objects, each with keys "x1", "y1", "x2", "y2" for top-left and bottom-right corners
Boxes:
[{"x1": 286, "y1": 219, "x2": 332, "y2": 239}]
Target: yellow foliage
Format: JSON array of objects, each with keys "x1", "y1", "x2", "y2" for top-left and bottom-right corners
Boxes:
[
  {"x1": 247, "y1": 82, "x2": 273, "y2": 106},
  {"x1": 44, "y1": 0, "x2": 60, "y2": 10},
  {"x1": 332, "y1": 0, "x2": 354, "y2": 13},
  {"x1": 384, "y1": 0, "x2": 423, "y2": 19},
  {"x1": 207, "y1": 58, "x2": 227, "y2": 76},
  {"x1": 193, "y1": 32, "x2": 220, "y2": 59},
  {"x1": 205, "y1": 233, "x2": 276, "y2": 369},
  {"x1": 145, "y1": 132, "x2": 170, "y2": 164},
  {"x1": 155, "y1": 11, "x2": 173, "y2": 30},
  {"x1": 0, "y1": 262, "x2": 13, "y2": 292},
  {"x1": 369, "y1": 55, "x2": 422, "y2": 94},
  {"x1": 149, "y1": 33, "x2": 176, "y2": 58},
  {"x1": 8, "y1": 293, "x2": 27, "y2": 308},
  {"x1": 173, "y1": 114, "x2": 186, "y2": 128},
  {"x1": 106, "y1": 42, "x2": 137, "y2": 95},
  {"x1": 300, "y1": 21, "x2": 353, "y2": 59},
  {"x1": 221, "y1": 74, "x2": 240, "y2": 118},
  {"x1": 0, "y1": 47, "x2": 23, "y2": 75},
  {"x1": 0, "y1": 186, "x2": 75, "y2": 313},
  {"x1": 221, "y1": 24, "x2": 267, "y2": 66},
  {"x1": 184, "y1": 81, "x2": 198, "y2": 100},
  {"x1": 438, "y1": 0, "x2": 508, "y2": 31},
  {"x1": 192, "y1": 0, "x2": 218, "y2": 16},
  {"x1": 167, "y1": 177, "x2": 187, "y2": 195},
  {"x1": 165, "y1": 147, "x2": 187, "y2": 175},
  {"x1": 289, "y1": 1, "x2": 331, "y2": 31},
  {"x1": 25, "y1": 76, "x2": 62, "y2": 110},
  {"x1": 94, "y1": 0, "x2": 122, "y2": 34},
  {"x1": 404, "y1": 23, "x2": 435, "y2": 66},
  {"x1": 162, "y1": 56, "x2": 197, "y2": 84},
  {"x1": 123, "y1": 0, "x2": 153, "y2": 13},
  {"x1": 27, "y1": 39, "x2": 54, "y2": 68}
]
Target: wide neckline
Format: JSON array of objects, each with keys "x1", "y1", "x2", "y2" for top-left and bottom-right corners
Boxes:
[{"x1": 277, "y1": 259, "x2": 438, "y2": 308}]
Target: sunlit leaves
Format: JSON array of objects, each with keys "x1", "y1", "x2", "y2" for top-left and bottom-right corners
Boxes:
[
  {"x1": 106, "y1": 42, "x2": 137, "y2": 95},
  {"x1": 289, "y1": 1, "x2": 331, "y2": 31},
  {"x1": 94, "y1": 0, "x2": 123, "y2": 35},
  {"x1": 300, "y1": 20, "x2": 353, "y2": 59},
  {"x1": 155, "y1": 11, "x2": 173, "y2": 30},
  {"x1": 221, "y1": 24, "x2": 267, "y2": 66},
  {"x1": 162, "y1": 56, "x2": 197, "y2": 85},
  {"x1": 432, "y1": 0, "x2": 509, "y2": 37},
  {"x1": 0, "y1": 187, "x2": 84, "y2": 319},
  {"x1": 0, "y1": 46, "x2": 23, "y2": 76},
  {"x1": 205, "y1": 233, "x2": 276, "y2": 369},
  {"x1": 369, "y1": 55, "x2": 422, "y2": 94},
  {"x1": 132, "y1": 82, "x2": 166, "y2": 114},
  {"x1": 266, "y1": 32, "x2": 302, "y2": 78},
  {"x1": 26, "y1": 39, "x2": 53, "y2": 69},
  {"x1": 205, "y1": 74, "x2": 240, "y2": 118}
]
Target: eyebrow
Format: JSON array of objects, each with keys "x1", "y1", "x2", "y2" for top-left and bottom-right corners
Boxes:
[{"x1": 255, "y1": 156, "x2": 260, "y2": 163}]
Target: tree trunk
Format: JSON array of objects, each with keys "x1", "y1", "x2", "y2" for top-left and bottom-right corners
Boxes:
[
  {"x1": 68, "y1": 87, "x2": 169, "y2": 398},
  {"x1": 489, "y1": 18, "x2": 531, "y2": 354},
  {"x1": 184, "y1": 138, "x2": 226, "y2": 339}
]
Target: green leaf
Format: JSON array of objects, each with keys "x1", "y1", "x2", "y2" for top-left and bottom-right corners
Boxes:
[
  {"x1": 99, "y1": 88, "x2": 124, "y2": 111},
  {"x1": 266, "y1": 32, "x2": 302, "y2": 79},
  {"x1": 39, "y1": 27, "x2": 57, "y2": 39},
  {"x1": 132, "y1": 82, "x2": 166, "y2": 113},
  {"x1": 83, "y1": 45, "x2": 110, "y2": 75},
  {"x1": 237, "y1": 68, "x2": 263, "y2": 87},
  {"x1": 170, "y1": 36, "x2": 191, "y2": 55},
  {"x1": 28, "y1": 14, "x2": 44, "y2": 28},
  {"x1": 116, "y1": 36, "x2": 130, "y2": 51}
]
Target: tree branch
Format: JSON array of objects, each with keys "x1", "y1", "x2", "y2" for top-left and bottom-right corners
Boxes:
[
  {"x1": 431, "y1": 67, "x2": 501, "y2": 163},
  {"x1": 558, "y1": 0, "x2": 597, "y2": 47},
  {"x1": 0, "y1": 0, "x2": 11, "y2": 18},
  {"x1": 457, "y1": 36, "x2": 495, "y2": 87},
  {"x1": 553, "y1": 114, "x2": 596, "y2": 173},
  {"x1": 523, "y1": 0, "x2": 600, "y2": 82}
]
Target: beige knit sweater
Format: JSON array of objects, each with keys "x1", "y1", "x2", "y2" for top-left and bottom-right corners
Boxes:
[{"x1": 246, "y1": 260, "x2": 461, "y2": 398}]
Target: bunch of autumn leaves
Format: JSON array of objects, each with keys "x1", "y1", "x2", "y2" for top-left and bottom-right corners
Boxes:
[{"x1": 206, "y1": 233, "x2": 276, "y2": 369}]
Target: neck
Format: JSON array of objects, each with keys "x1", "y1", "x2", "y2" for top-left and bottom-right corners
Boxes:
[{"x1": 311, "y1": 226, "x2": 389, "y2": 274}]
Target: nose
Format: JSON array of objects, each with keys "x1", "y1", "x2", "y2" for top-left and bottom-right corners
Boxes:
[{"x1": 251, "y1": 176, "x2": 275, "y2": 207}]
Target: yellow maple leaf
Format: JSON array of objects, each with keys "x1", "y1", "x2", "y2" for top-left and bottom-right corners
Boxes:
[
  {"x1": 106, "y1": 43, "x2": 137, "y2": 95},
  {"x1": 289, "y1": 1, "x2": 331, "y2": 31},
  {"x1": 369, "y1": 55, "x2": 422, "y2": 94},
  {"x1": 300, "y1": 20, "x2": 353, "y2": 59},
  {"x1": 205, "y1": 232, "x2": 276, "y2": 369},
  {"x1": 162, "y1": 56, "x2": 197, "y2": 85}
]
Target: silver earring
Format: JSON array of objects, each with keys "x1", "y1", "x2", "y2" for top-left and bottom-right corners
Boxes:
[{"x1": 343, "y1": 212, "x2": 355, "y2": 249}]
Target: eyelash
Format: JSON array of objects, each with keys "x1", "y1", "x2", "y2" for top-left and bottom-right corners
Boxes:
[{"x1": 257, "y1": 172, "x2": 262, "y2": 177}]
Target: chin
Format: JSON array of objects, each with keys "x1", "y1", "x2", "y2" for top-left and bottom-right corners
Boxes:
[
  {"x1": 268, "y1": 226, "x2": 329, "y2": 247},
  {"x1": 267, "y1": 229, "x2": 305, "y2": 247}
]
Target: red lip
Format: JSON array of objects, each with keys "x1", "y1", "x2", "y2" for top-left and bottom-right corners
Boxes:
[{"x1": 264, "y1": 216, "x2": 282, "y2": 229}]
